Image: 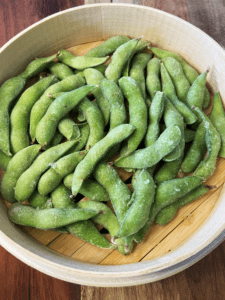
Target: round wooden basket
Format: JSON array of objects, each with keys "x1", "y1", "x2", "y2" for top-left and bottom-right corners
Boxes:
[{"x1": 1, "y1": 4, "x2": 225, "y2": 287}]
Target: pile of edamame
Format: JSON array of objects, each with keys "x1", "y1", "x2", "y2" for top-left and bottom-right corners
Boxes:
[{"x1": 1, "y1": 36, "x2": 225, "y2": 256}]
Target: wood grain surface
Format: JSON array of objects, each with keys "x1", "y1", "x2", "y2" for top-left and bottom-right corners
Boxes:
[{"x1": 1, "y1": 0, "x2": 225, "y2": 299}]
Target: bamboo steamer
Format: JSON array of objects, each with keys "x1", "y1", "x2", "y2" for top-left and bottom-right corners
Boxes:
[{"x1": 0, "y1": 4, "x2": 225, "y2": 287}]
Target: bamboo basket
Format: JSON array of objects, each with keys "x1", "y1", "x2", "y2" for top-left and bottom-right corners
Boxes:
[{"x1": 1, "y1": 4, "x2": 225, "y2": 287}]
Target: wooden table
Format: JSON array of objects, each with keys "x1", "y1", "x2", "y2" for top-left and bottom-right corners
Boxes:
[{"x1": 1, "y1": 0, "x2": 225, "y2": 299}]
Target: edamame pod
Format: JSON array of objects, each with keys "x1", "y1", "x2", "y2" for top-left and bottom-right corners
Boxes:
[
  {"x1": 187, "y1": 71, "x2": 208, "y2": 122},
  {"x1": 184, "y1": 129, "x2": 195, "y2": 143},
  {"x1": 1, "y1": 145, "x2": 40, "y2": 203},
  {"x1": 67, "y1": 123, "x2": 90, "y2": 154},
  {"x1": 193, "y1": 107, "x2": 221, "y2": 181},
  {"x1": 10, "y1": 76, "x2": 55, "y2": 154},
  {"x1": 119, "y1": 77, "x2": 147, "y2": 157},
  {"x1": 58, "y1": 118, "x2": 80, "y2": 140},
  {"x1": 130, "y1": 53, "x2": 152, "y2": 99},
  {"x1": 115, "y1": 169, "x2": 155, "y2": 238},
  {"x1": 30, "y1": 74, "x2": 85, "y2": 141},
  {"x1": 20, "y1": 53, "x2": 58, "y2": 79},
  {"x1": 38, "y1": 151, "x2": 87, "y2": 195},
  {"x1": 115, "y1": 125, "x2": 181, "y2": 169},
  {"x1": 83, "y1": 68, "x2": 110, "y2": 125},
  {"x1": 146, "y1": 57, "x2": 161, "y2": 100},
  {"x1": 15, "y1": 140, "x2": 77, "y2": 202},
  {"x1": 145, "y1": 91, "x2": 164, "y2": 147},
  {"x1": 77, "y1": 201, "x2": 127, "y2": 254},
  {"x1": 43, "y1": 131, "x2": 63, "y2": 150},
  {"x1": 36, "y1": 85, "x2": 96, "y2": 145},
  {"x1": 52, "y1": 185, "x2": 113, "y2": 249},
  {"x1": 0, "y1": 75, "x2": 26, "y2": 155},
  {"x1": 100, "y1": 79, "x2": 127, "y2": 130},
  {"x1": 74, "y1": 65, "x2": 108, "y2": 77},
  {"x1": 64, "y1": 174, "x2": 109, "y2": 202},
  {"x1": 48, "y1": 62, "x2": 74, "y2": 79},
  {"x1": 8, "y1": 203, "x2": 99, "y2": 229},
  {"x1": 160, "y1": 61, "x2": 197, "y2": 124},
  {"x1": 162, "y1": 57, "x2": 190, "y2": 104},
  {"x1": 163, "y1": 96, "x2": 185, "y2": 161},
  {"x1": 122, "y1": 40, "x2": 149, "y2": 77},
  {"x1": 105, "y1": 38, "x2": 139, "y2": 83},
  {"x1": 58, "y1": 49, "x2": 109, "y2": 70},
  {"x1": 134, "y1": 176, "x2": 203, "y2": 243},
  {"x1": 154, "y1": 156, "x2": 183, "y2": 184},
  {"x1": 209, "y1": 92, "x2": 225, "y2": 157},
  {"x1": 93, "y1": 161, "x2": 133, "y2": 253},
  {"x1": 29, "y1": 190, "x2": 51, "y2": 209},
  {"x1": 71, "y1": 124, "x2": 135, "y2": 197},
  {"x1": 149, "y1": 47, "x2": 210, "y2": 108},
  {"x1": 86, "y1": 36, "x2": 130, "y2": 57},
  {"x1": 156, "y1": 184, "x2": 209, "y2": 225},
  {"x1": 181, "y1": 122, "x2": 207, "y2": 173},
  {"x1": 93, "y1": 162, "x2": 132, "y2": 222},
  {"x1": 0, "y1": 150, "x2": 11, "y2": 171},
  {"x1": 77, "y1": 97, "x2": 105, "y2": 150}
]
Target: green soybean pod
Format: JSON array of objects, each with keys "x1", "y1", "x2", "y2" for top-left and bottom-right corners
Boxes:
[
  {"x1": 162, "y1": 57, "x2": 190, "y2": 104},
  {"x1": 30, "y1": 74, "x2": 85, "y2": 142},
  {"x1": 38, "y1": 151, "x2": 87, "y2": 195},
  {"x1": 0, "y1": 75, "x2": 26, "y2": 156},
  {"x1": 184, "y1": 129, "x2": 196, "y2": 143},
  {"x1": 77, "y1": 98, "x2": 105, "y2": 150},
  {"x1": 10, "y1": 76, "x2": 55, "y2": 154},
  {"x1": 115, "y1": 169, "x2": 155, "y2": 238},
  {"x1": 115, "y1": 125, "x2": 181, "y2": 169},
  {"x1": 0, "y1": 150, "x2": 11, "y2": 171},
  {"x1": 154, "y1": 155, "x2": 183, "y2": 184},
  {"x1": 134, "y1": 176, "x2": 203, "y2": 243},
  {"x1": 146, "y1": 57, "x2": 161, "y2": 100},
  {"x1": 1, "y1": 145, "x2": 40, "y2": 203},
  {"x1": 51, "y1": 184, "x2": 76, "y2": 209},
  {"x1": 42, "y1": 131, "x2": 63, "y2": 150},
  {"x1": 193, "y1": 107, "x2": 221, "y2": 181},
  {"x1": 83, "y1": 68, "x2": 110, "y2": 125},
  {"x1": 187, "y1": 71, "x2": 208, "y2": 122},
  {"x1": 71, "y1": 124, "x2": 135, "y2": 197},
  {"x1": 181, "y1": 122, "x2": 207, "y2": 173},
  {"x1": 145, "y1": 91, "x2": 164, "y2": 147},
  {"x1": 105, "y1": 38, "x2": 139, "y2": 83},
  {"x1": 160, "y1": 61, "x2": 197, "y2": 124},
  {"x1": 52, "y1": 185, "x2": 113, "y2": 249},
  {"x1": 93, "y1": 161, "x2": 133, "y2": 252},
  {"x1": 209, "y1": 92, "x2": 225, "y2": 157},
  {"x1": 67, "y1": 123, "x2": 90, "y2": 154},
  {"x1": 149, "y1": 47, "x2": 210, "y2": 108},
  {"x1": 163, "y1": 96, "x2": 185, "y2": 162},
  {"x1": 58, "y1": 49, "x2": 109, "y2": 70},
  {"x1": 130, "y1": 53, "x2": 152, "y2": 100},
  {"x1": 100, "y1": 79, "x2": 127, "y2": 130},
  {"x1": 58, "y1": 118, "x2": 80, "y2": 140},
  {"x1": 86, "y1": 36, "x2": 130, "y2": 57},
  {"x1": 36, "y1": 85, "x2": 96, "y2": 145},
  {"x1": 8, "y1": 203, "x2": 99, "y2": 229},
  {"x1": 64, "y1": 174, "x2": 109, "y2": 202},
  {"x1": 48, "y1": 62, "x2": 74, "y2": 79},
  {"x1": 156, "y1": 184, "x2": 209, "y2": 225},
  {"x1": 77, "y1": 200, "x2": 128, "y2": 254},
  {"x1": 29, "y1": 190, "x2": 52, "y2": 209},
  {"x1": 93, "y1": 162, "x2": 132, "y2": 222},
  {"x1": 20, "y1": 53, "x2": 58, "y2": 79},
  {"x1": 122, "y1": 40, "x2": 149, "y2": 77},
  {"x1": 14, "y1": 140, "x2": 77, "y2": 202},
  {"x1": 74, "y1": 65, "x2": 108, "y2": 77},
  {"x1": 119, "y1": 77, "x2": 147, "y2": 157}
]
